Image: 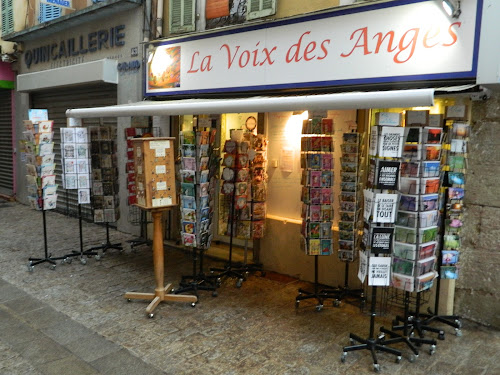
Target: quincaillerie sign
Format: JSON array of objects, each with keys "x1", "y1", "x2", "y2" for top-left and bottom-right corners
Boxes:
[{"x1": 24, "y1": 25, "x2": 125, "y2": 68}]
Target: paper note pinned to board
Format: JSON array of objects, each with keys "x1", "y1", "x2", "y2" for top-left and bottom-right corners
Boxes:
[
  {"x1": 156, "y1": 165, "x2": 166, "y2": 174},
  {"x1": 152, "y1": 197, "x2": 172, "y2": 207},
  {"x1": 156, "y1": 181, "x2": 167, "y2": 191},
  {"x1": 149, "y1": 140, "x2": 170, "y2": 157}
]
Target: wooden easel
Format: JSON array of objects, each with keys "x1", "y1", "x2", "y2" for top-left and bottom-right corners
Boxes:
[{"x1": 125, "y1": 209, "x2": 197, "y2": 318}]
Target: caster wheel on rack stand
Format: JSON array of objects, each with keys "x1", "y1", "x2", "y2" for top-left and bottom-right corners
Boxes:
[
  {"x1": 212, "y1": 291, "x2": 218, "y2": 297},
  {"x1": 315, "y1": 304, "x2": 323, "y2": 312},
  {"x1": 27, "y1": 262, "x2": 34, "y2": 272},
  {"x1": 373, "y1": 363, "x2": 380, "y2": 372},
  {"x1": 80, "y1": 258, "x2": 87, "y2": 265},
  {"x1": 191, "y1": 302, "x2": 196, "y2": 308},
  {"x1": 148, "y1": 313, "x2": 154, "y2": 319},
  {"x1": 340, "y1": 352, "x2": 347, "y2": 363}
]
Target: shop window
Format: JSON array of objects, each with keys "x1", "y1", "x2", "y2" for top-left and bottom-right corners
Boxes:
[
  {"x1": 39, "y1": 3, "x2": 62, "y2": 23},
  {"x1": 169, "y1": 0, "x2": 196, "y2": 34},
  {"x1": 1, "y1": 0, "x2": 14, "y2": 35},
  {"x1": 246, "y1": 0, "x2": 276, "y2": 20}
]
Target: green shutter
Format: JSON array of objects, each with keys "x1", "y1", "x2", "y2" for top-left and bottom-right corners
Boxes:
[
  {"x1": 247, "y1": 0, "x2": 276, "y2": 20},
  {"x1": 170, "y1": 0, "x2": 196, "y2": 34},
  {"x1": 1, "y1": 0, "x2": 14, "y2": 35}
]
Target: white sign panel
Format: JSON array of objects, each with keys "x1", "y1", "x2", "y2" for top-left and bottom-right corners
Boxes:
[
  {"x1": 368, "y1": 256, "x2": 391, "y2": 286},
  {"x1": 146, "y1": 0, "x2": 480, "y2": 96}
]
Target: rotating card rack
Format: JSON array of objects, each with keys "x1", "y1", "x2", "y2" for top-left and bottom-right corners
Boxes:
[
  {"x1": 23, "y1": 115, "x2": 63, "y2": 271},
  {"x1": 342, "y1": 112, "x2": 406, "y2": 371},
  {"x1": 295, "y1": 116, "x2": 337, "y2": 310}
]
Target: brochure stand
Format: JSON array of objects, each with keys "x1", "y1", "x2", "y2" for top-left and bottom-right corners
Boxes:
[
  {"x1": 125, "y1": 209, "x2": 197, "y2": 317},
  {"x1": 125, "y1": 137, "x2": 197, "y2": 316},
  {"x1": 28, "y1": 209, "x2": 65, "y2": 271},
  {"x1": 296, "y1": 255, "x2": 338, "y2": 311}
]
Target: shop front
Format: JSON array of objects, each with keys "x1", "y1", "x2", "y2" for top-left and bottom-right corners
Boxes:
[
  {"x1": 14, "y1": 8, "x2": 145, "y2": 232},
  {"x1": 66, "y1": 0, "x2": 493, "y2": 316}
]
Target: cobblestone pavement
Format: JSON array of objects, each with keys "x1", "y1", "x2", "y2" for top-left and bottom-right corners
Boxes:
[{"x1": 0, "y1": 200, "x2": 499, "y2": 375}]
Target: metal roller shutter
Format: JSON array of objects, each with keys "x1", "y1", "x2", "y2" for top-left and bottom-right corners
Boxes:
[
  {"x1": 31, "y1": 84, "x2": 117, "y2": 220},
  {"x1": 0, "y1": 89, "x2": 13, "y2": 195}
]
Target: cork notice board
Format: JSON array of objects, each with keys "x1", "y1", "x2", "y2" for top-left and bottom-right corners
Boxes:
[{"x1": 132, "y1": 137, "x2": 177, "y2": 209}]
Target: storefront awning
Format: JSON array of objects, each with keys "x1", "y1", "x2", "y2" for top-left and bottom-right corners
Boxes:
[{"x1": 65, "y1": 89, "x2": 434, "y2": 118}]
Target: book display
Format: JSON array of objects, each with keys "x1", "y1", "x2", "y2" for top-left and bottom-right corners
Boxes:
[
  {"x1": 25, "y1": 110, "x2": 61, "y2": 271},
  {"x1": 211, "y1": 131, "x2": 268, "y2": 288},
  {"x1": 174, "y1": 128, "x2": 218, "y2": 297},
  {"x1": 296, "y1": 116, "x2": 339, "y2": 310}
]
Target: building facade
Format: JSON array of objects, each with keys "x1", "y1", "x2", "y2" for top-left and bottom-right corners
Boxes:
[{"x1": 2, "y1": 0, "x2": 498, "y2": 327}]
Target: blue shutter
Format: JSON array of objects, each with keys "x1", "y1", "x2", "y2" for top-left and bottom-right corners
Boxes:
[{"x1": 39, "y1": 3, "x2": 62, "y2": 23}]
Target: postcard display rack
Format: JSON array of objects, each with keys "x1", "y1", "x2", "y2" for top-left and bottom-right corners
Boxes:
[
  {"x1": 211, "y1": 132, "x2": 268, "y2": 288},
  {"x1": 405, "y1": 106, "x2": 468, "y2": 336},
  {"x1": 342, "y1": 112, "x2": 408, "y2": 370},
  {"x1": 58, "y1": 125, "x2": 102, "y2": 264},
  {"x1": 24, "y1": 112, "x2": 60, "y2": 271},
  {"x1": 295, "y1": 116, "x2": 339, "y2": 310},
  {"x1": 325, "y1": 132, "x2": 366, "y2": 306},
  {"x1": 85, "y1": 125, "x2": 123, "y2": 254},
  {"x1": 174, "y1": 128, "x2": 218, "y2": 297},
  {"x1": 125, "y1": 137, "x2": 197, "y2": 317}
]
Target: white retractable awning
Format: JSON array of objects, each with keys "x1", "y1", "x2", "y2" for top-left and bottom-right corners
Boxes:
[{"x1": 65, "y1": 89, "x2": 434, "y2": 118}]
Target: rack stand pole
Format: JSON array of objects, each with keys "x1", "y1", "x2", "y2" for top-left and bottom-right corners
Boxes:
[
  {"x1": 380, "y1": 291, "x2": 437, "y2": 362},
  {"x1": 210, "y1": 183, "x2": 246, "y2": 288},
  {"x1": 321, "y1": 261, "x2": 365, "y2": 308},
  {"x1": 341, "y1": 285, "x2": 402, "y2": 372},
  {"x1": 174, "y1": 246, "x2": 218, "y2": 298},
  {"x1": 28, "y1": 209, "x2": 65, "y2": 271},
  {"x1": 61, "y1": 204, "x2": 99, "y2": 265},
  {"x1": 125, "y1": 209, "x2": 197, "y2": 317},
  {"x1": 295, "y1": 255, "x2": 338, "y2": 311},
  {"x1": 87, "y1": 222, "x2": 123, "y2": 255},
  {"x1": 128, "y1": 209, "x2": 152, "y2": 251}
]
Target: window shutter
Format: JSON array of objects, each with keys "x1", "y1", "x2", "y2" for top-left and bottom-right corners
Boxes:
[
  {"x1": 1, "y1": 0, "x2": 14, "y2": 35},
  {"x1": 169, "y1": 0, "x2": 196, "y2": 34},
  {"x1": 39, "y1": 3, "x2": 62, "y2": 23},
  {"x1": 247, "y1": 0, "x2": 276, "y2": 20}
]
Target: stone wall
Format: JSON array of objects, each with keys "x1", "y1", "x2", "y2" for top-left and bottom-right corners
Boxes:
[{"x1": 454, "y1": 93, "x2": 500, "y2": 328}]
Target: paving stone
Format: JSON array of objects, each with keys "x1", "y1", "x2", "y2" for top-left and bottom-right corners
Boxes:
[
  {"x1": 89, "y1": 348, "x2": 166, "y2": 375},
  {"x1": 64, "y1": 332, "x2": 121, "y2": 362},
  {"x1": 37, "y1": 356, "x2": 99, "y2": 375}
]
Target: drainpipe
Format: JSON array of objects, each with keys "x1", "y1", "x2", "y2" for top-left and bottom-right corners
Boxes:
[
  {"x1": 156, "y1": 0, "x2": 164, "y2": 38},
  {"x1": 144, "y1": 0, "x2": 152, "y2": 42}
]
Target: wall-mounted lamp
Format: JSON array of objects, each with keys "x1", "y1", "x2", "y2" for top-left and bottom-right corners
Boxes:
[{"x1": 442, "y1": 0, "x2": 461, "y2": 18}]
